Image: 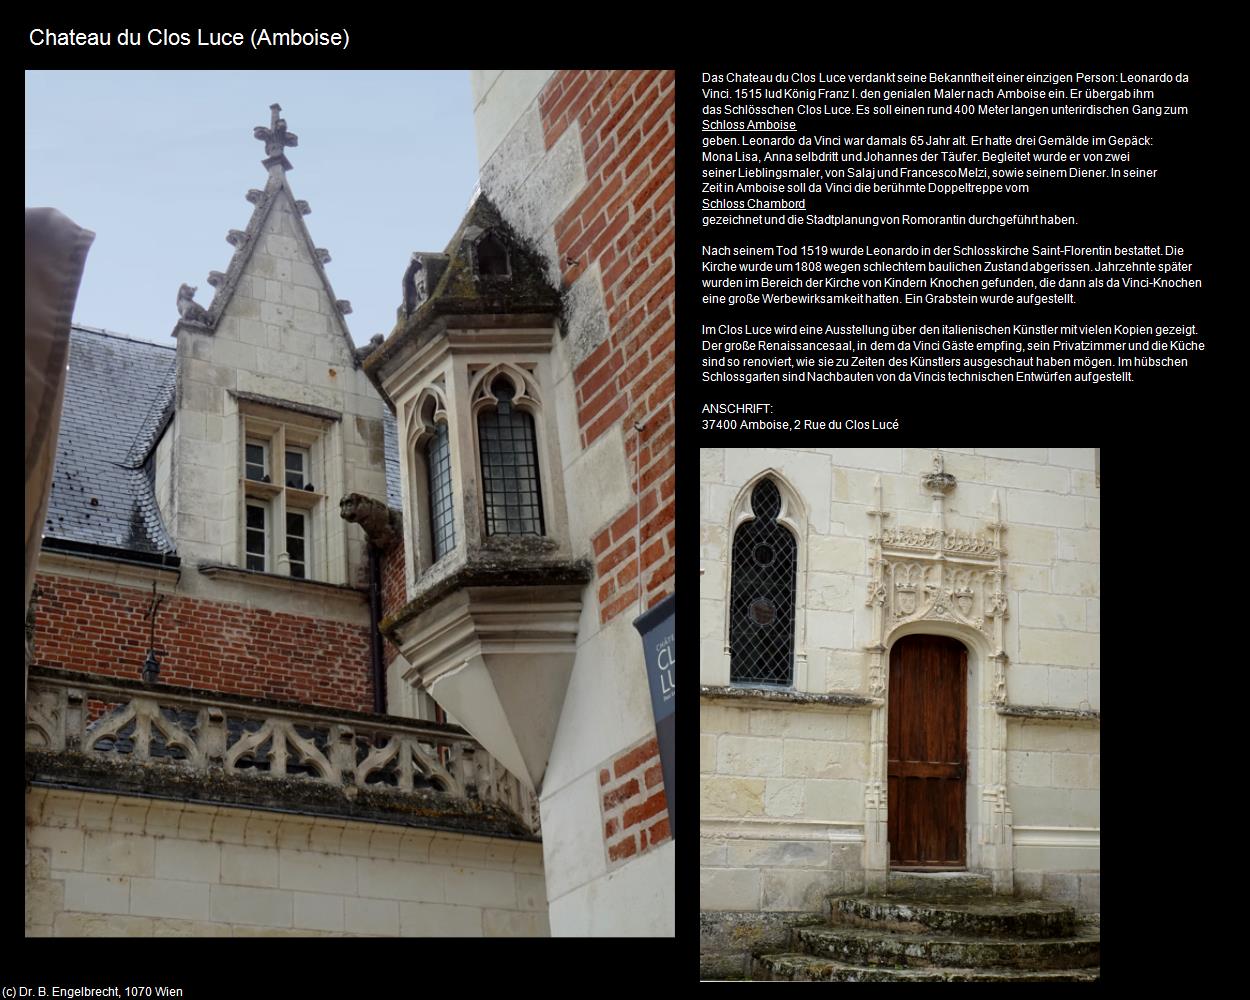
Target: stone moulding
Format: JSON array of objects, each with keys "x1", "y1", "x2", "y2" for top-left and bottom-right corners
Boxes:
[
  {"x1": 24, "y1": 666, "x2": 539, "y2": 837},
  {"x1": 998, "y1": 705, "x2": 1100, "y2": 723},
  {"x1": 699, "y1": 685, "x2": 880, "y2": 711}
]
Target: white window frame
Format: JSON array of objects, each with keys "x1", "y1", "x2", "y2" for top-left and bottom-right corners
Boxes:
[{"x1": 239, "y1": 414, "x2": 328, "y2": 582}]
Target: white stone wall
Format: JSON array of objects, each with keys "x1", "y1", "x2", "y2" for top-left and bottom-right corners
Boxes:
[
  {"x1": 25, "y1": 788, "x2": 548, "y2": 937},
  {"x1": 474, "y1": 72, "x2": 675, "y2": 936},
  {"x1": 700, "y1": 448, "x2": 1099, "y2": 911},
  {"x1": 700, "y1": 701, "x2": 868, "y2": 911}
]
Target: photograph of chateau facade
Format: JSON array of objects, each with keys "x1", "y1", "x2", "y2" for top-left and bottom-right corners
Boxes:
[
  {"x1": 700, "y1": 448, "x2": 1099, "y2": 979},
  {"x1": 25, "y1": 70, "x2": 675, "y2": 938}
]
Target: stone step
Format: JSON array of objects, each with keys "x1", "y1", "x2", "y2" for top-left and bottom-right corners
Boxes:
[
  {"x1": 886, "y1": 870, "x2": 992, "y2": 898},
  {"x1": 755, "y1": 954, "x2": 1101, "y2": 983},
  {"x1": 795, "y1": 926, "x2": 1101, "y2": 970},
  {"x1": 835, "y1": 895, "x2": 1077, "y2": 938}
]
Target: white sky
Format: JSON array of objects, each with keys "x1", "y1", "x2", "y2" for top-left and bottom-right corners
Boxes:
[{"x1": 25, "y1": 70, "x2": 480, "y2": 347}]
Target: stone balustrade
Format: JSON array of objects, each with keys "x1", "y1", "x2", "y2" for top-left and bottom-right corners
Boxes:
[{"x1": 25, "y1": 667, "x2": 539, "y2": 837}]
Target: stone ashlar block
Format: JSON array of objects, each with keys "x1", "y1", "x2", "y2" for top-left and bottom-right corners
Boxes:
[
  {"x1": 700, "y1": 704, "x2": 751, "y2": 735},
  {"x1": 357, "y1": 858, "x2": 445, "y2": 903},
  {"x1": 803, "y1": 778, "x2": 863, "y2": 821},
  {"x1": 400, "y1": 901, "x2": 484, "y2": 937},
  {"x1": 129, "y1": 877, "x2": 211, "y2": 921},
  {"x1": 293, "y1": 891, "x2": 344, "y2": 932},
  {"x1": 1051, "y1": 753, "x2": 1093, "y2": 789},
  {"x1": 444, "y1": 867, "x2": 518, "y2": 910},
  {"x1": 1019, "y1": 629, "x2": 1097, "y2": 668},
  {"x1": 1007, "y1": 749, "x2": 1052, "y2": 787},
  {"x1": 701, "y1": 776, "x2": 766, "y2": 818},
  {"x1": 717, "y1": 735, "x2": 784, "y2": 777},
  {"x1": 726, "y1": 839, "x2": 831, "y2": 869},
  {"x1": 763, "y1": 778, "x2": 806, "y2": 818},
  {"x1": 154, "y1": 838, "x2": 221, "y2": 883},
  {"x1": 783, "y1": 739, "x2": 867, "y2": 780},
  {"x1": 1019, "y1": 593, "x2": 1086, "y2": 630},
  {"x1": 1005, "y1": 490, "x2": 1086, "y2": 528},
  {"x1": 344, "y1": 897, "x2": 400, "y2": 936},
  {"x1": 209, "y1": 884, "x2": 293, "y2": 928},
  {"x1": 483, "y1": 908, "x2": 549, "y2": 937},
  {"x1": 700, "y1": 867, "x2": 761, "y2": 911},
  {"x1": 60, "y1": 871, "x2": 131, "y2": 915},
  {"x1": 27, "y1": 826, "x2": 84, "y2": 871},
  {"x1": 761, "y1": 868, "x2": 844, "y2": 912},
  {"x1": 83, "y1": 832, "x2": 155, "y2": 878},
  {"x1": 220, "y1": 845, "x2": 279, "y2": 889},
  {"x1": 278, "y1": 849, "x2": 357, "y2": 896}
]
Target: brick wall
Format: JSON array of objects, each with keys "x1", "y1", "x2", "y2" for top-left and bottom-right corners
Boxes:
[
  {"x1": 598, "y1": 735, "x2": 671, "y2": 868},
  {"x1": 32, "y1": 572, "x2": 373, "y2": 713},
  {"x1": 538, "y1": 70, "x2": 676, "y2": 624},
  {"x1": 379, "y1": 536, "x2": 407, "y2": 664}
]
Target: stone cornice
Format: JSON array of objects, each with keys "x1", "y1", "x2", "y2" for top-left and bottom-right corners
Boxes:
[
  {"x1": 700, "y1": 685, "x2": 881, "y2": 710},
  {"x1": 997, "y1": 704, "x2": 1101, "y2": 723}
]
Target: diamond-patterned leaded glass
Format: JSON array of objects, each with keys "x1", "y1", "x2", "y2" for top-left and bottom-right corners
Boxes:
[
  {"x1": 478, "y1": 378, "x2": 544, "y2": 536},
  {"x1": 426, "y1": 422, "x2": 456, "y2": 561},
  {"x1": 729, "y1": 479, "x2": 796, "y2": 685}
]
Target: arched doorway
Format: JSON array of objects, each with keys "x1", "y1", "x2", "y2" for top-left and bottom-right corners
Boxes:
[{"x1": 888, "y1": 634, "x2": 967, "y2": 869}]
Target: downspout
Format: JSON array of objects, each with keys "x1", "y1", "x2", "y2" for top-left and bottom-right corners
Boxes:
[{"x1": 368, "y1": 543, "x2": 386, "y2": 715}]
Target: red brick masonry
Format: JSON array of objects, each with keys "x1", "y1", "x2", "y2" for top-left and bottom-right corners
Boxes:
[
  {"x1": 540, "y1": 70, "x2": 676, "y2": 624},
  {"x1": 599, "y1": 734, "x2": 671, "y2": 867},
  {"x1": 32, "y1": 572, "x2": 373, "y2": 713}
]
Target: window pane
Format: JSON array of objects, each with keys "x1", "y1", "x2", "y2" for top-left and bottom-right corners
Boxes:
[
  {"x1": 286, "y1": 511, "x2": 307, "y2": 579},
  {"x1": 729, "y1": 480, "x2": 796, "y2": 685},
  {"x1": 246, "y1": 554, "x2": 265, "y2": 572},
  {"x1": 246, "y1": 443, "x2": 265, "y2": 480},
  {"x1": 426, "y1": 423, "x2": 456, "y2": 560},
  {"x1": 246, "y1": 505, "x2": 265, "y2": 530},
  {"x1": 478, "y1": 395, "x2": 543, "y2": 537},
  {"x1": 285, "y1": 450, "x2": 305, "y2": 488}
]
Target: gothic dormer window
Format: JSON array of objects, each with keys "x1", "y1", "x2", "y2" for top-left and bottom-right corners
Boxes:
[
  {"x1": 473, "y1": 231, "x2": 510, "y2": 278},
  {"x1": 477, "y1": 374, "x2": 543, "y2": 536},
  {"x1": 729, "y1": 478, "x2": 797, "y2": 686}
]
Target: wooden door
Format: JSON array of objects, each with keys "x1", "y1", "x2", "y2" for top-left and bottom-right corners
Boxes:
[{"x1": 888, "y1": 635, "x2": 966, "y2": 868}]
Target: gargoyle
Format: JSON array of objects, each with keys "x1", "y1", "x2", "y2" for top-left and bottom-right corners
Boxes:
[{"x1": 339, "y1": 492, "x2": 402, "y2": 551}]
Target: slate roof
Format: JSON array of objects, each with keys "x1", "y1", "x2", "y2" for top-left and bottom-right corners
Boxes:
[
  {"x1": 44, "y1": 327, "x2": 178, "y2": 557},
  {"x1": 42, "y1": 325, "x2": 402, "y2": 561}
]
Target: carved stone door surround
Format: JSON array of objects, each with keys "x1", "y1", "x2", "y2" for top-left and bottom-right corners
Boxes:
[{"x1": 861, "y1": 452, "x2": 1014, "y2": 892}]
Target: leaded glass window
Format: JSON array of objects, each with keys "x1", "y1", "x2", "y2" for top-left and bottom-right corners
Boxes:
[
  {"x1": 478, "y1": 377, "x2": 544, "y2": 536},
  {"x1": 729, "y1": 479, "x2": 797, "y2": 685},
  {"x1": 426, "y1": 422, "x2": 456, "y2": 561}
]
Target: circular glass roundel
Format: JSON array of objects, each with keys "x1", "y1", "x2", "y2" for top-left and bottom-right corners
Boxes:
[
  {"x1": 754, "y1": 544, "x2": 775, "y2": 565},
  {"x1": 749, "y1": 598, "x2": 776, "y2": 625}
]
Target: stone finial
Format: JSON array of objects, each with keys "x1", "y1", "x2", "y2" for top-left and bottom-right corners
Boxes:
[
  {"x1": 226, "y1": 230, "x2": 249, "y2": 248},
  {"x1": 922, "y1": 449, "x2": 957, "y2": 495},
  {"x1": 253, "y1": 103, "x2": 298, "y2": 172},
  {"x1": 245, "y1": 189, "x2": 266, "y2": 205},
  {"x1": 315, "y1": 248, "x2": 332, "y2": 265},
  {"x1": 176, "y1": 284, "x2": 211, "y2": 325},
  {"x1": 206, "y1": 271, "x2": 226, "y2": 288},
  {"x1": 294, "y1": 200, "x2": 311, "y2": 215},
  {"x1": 336, "y1": 300, "x2": 352, "y2": 315}
]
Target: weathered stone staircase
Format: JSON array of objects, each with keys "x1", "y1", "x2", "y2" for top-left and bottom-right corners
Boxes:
[{"x1": 753, "y1": 872, "x2": 1100, "y2": 982}]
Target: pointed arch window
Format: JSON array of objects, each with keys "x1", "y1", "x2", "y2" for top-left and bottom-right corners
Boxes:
[
  {"x1": 478, "y1": 375, "x2": 544, "y2": 536},
  {"x1": 729, "y1": 478, "x2": 797, "y2": 685}
]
